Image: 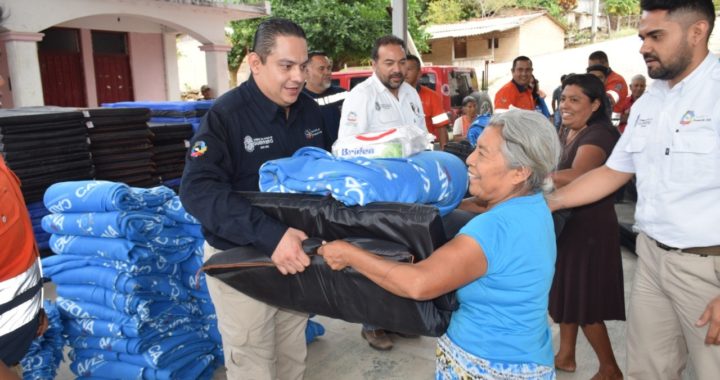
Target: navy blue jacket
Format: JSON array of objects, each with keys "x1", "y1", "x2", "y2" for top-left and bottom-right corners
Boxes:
[
  {"x1": 180, "y1": 76, "x2": 329, "y2": 254},
  {"x1": 302, "y1": 85, "x2": 346, "y2": 144}
]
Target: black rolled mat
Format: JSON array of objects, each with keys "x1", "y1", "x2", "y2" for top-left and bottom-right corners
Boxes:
[
  {"x1": 94, "y1": 159, "x2": 154, "y2": 172},
  {"x1": 11, "y1": 159, "x2": 93, "y2": 178},
  {"x1": 86, "y1": 122, "x2": 150, "y2": 133},
  {"x1": 203, "y1": 192, "x2": 456, "y2": 337},
  {"x1": 0, "y1": 134, "x2": 89, "y2": 152},
  {"x1": 90, "y1": 138, "x2": 152, "y2": 150},
  {"x1": 82, "y1": 107, "x2": 151, "y2": 119},
  {"x1": 152, "y1": 143, "x2": 189, "y2": 155},
  {"x1": 1, "y1": 143, "x2": 89, "y2": 161},
  {"x1": 149, "y1": 131, "x2": 193, "y2": 142},
  {"x1": 91, "y1": 143, "x2": 154, "y2": 156},
  {"x1": 149, "y1": 123, "x2": 193, "y2": 134},
  {"x1": 95, "y1": 165, "x2": 155, "y2": 179},
  {"x1": 6, "y1": 152, "x2": 91, "y2": 170},
  {"x1": 88, "y1": 129, "x2": 153, "y2": 143},
  {"x1": 92, "y1": 151, "x2": 154, "y2": 165},
  {"x1": 0, "y1": 126, "x2": 87, "y2": 142},
  {"x1": 0, "y1": 108, "x2": 84, "y2": 128}
]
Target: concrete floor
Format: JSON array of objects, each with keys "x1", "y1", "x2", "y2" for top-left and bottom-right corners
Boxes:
[{"x1": 53, "y1": 203, "x2": 697, "y2": 379}]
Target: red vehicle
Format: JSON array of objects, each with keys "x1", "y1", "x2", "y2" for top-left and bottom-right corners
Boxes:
[{"x1": 331, "y1": 66, "x2": 492, "y2": 121}]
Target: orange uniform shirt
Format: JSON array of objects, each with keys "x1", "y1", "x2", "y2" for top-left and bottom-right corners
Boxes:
[
  {"x1": 606, "y1": 70, "x2": 628, "y2": 113},
  {"x1": 0, "y1": 155, "x2": 37, "y2": 281},
  {"x1": 494, "y1": 81, "x2": 535, "y2": 111},
  {"x1": 418, "y1": 85, "x2": 449, "y2": 140}
]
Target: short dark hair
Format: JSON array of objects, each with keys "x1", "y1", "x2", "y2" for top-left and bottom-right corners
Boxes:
[
  {"x1": 562, "y1": 74, "x2": 611, "y2": 126},
  {"x1": 586, "y1": 64, "x2": 610, "y2": 76},
  {"x1": 307, "y1": 50, "x2": 328, "y2": 61},
  {"x1": 512, "y1": 56, "x2": 532, "y2": 70},
  {"x1": 588, "y1": 50, "x2": 609, "y2": 65},
  {"x1": 371, "y1": 35, "x2": 406, "y2": 61},
  {"x1": 252, "y1": 18, "x2": 306, "y2": 63},
  {"x1": 406, "y1": 54, "x2": 421, "y2": 68},
  {"x1": 641, "y1": 0, "x2": 715, "y2": 38}
]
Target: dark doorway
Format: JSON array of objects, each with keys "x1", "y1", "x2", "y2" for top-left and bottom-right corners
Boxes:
[
  {"x1": 92, "y1": 31, "x2": 134, "y2": 104},
  {"x1": 38, "y1": 27, "x2": 87, "y2": 107}
]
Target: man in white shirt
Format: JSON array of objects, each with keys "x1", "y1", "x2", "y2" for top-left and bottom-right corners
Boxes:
[
  {"x1": 549, "y1": 1, "x2": 720, "y2": 378},
  {"x1": 337, "y1": 35, "x2": 425, "y2": 351},
  {"x1": 338, "y1": 35, "x2": 426, "y2": 140}
]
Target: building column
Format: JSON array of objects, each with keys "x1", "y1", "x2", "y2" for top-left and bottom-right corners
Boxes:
[
  {"x1": 163, "y1": 31, "x2": 181, "y2": 101},
  {"x1": 0, "y1": 32, "x2": 44, "y2": 107},
  {"x1": 199, "y1": 43, "x2": 231, "y2": 97}
]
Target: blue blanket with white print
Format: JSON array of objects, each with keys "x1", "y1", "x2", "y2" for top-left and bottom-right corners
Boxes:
[
  {"x1": 259, "y1": 147, "x2": 468, "y2": 216},
  {"x1": 71, "y1": 352, "x2": 214, "y2": 380},
  {"x1": 44, "y1": 181, "x2": 142, "y2": 213},
  {"x1": 49, "y1": 234, "x2": 193, "y2": 264},
  {"x1": 41, "y1": 211, "x2": 165, "y2": 242},
  {"x1": 43, "y1": 254, "x2": 180, "y2": 277},
  {"x1": 163, "y1": 196, "x2": 200, "y2": 225},
  {"x1": 130, "y1": 185, "x2": 176, "y2": 208},
  {"x1": 20, "y1": 301, "x2": 65, "y2": 380},
  {"x1": 57, "y1": 284, "x2": 177, "y2": 317},
  {"x1": 48, "y1": 267, "x2": 190, "y2": 301}
]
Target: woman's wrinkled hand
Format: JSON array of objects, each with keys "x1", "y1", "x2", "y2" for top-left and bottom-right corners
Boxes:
[{"x1": 317, "y1": 240, "x2": 353, "y2": 270}]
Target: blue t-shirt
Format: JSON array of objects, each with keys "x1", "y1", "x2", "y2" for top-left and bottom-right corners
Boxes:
[{"x1": 446, "y1": 193, "x2": 555, "y2": 367}]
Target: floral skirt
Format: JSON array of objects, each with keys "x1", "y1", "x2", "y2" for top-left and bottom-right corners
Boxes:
[{"x1": 435, "y1": 334, "x2": 555, "y2": 380}]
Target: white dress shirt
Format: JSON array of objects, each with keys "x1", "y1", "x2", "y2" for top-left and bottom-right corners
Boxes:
[
  {"x1": 607, "y1": 53, "x2": 720, "y2": 248},
  {"x1": 338, "y1": 74, "x2": 427, "y2": 138}
]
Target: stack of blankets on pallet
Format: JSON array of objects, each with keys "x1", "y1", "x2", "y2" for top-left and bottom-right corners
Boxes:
[
  {"x1": 40, "y1": 180, "x2": 221, "y2": 379},
  {"x1": 148, "y1": 123, "x2": 193, "y2": 190},
  {"x1": 83, "y1": 108, "x2": 159, "y2": 187},
  {"x1": 0, "y1": 107, "x2": 94, "y2": 202},
  {"x1": 103, "y1": 101, "x2": 213, "y2": 133},
  {"x1": 19, "y1": 301, "x2": 65, "y2": 380}
]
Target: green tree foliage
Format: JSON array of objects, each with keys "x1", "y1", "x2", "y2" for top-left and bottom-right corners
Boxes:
[
  {"x1": 227, "y1": 0, "x2": 429, "y2": 70},
  {"x1": 605, "y1": 0, "x2": 639, "y2": 16},
  {"x1": 425, "y1": 0, "x2": 464, "y2": 24},
  {"x1": 515, "y1": 0, "x2": 564, "y2": 18}
]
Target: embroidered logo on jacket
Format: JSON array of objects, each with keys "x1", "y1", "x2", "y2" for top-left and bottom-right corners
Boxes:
[
  {"x1": 680, "y1": 111, "x2": 695, "y2": 125},
  {"x1": 244, "y1": 135, "x2": 274, "y2": 152},
  {"x1": 190, "y1": 141, "x2": 207, "y2": 157},
  {"x1": 304, "y1": 128, "x2": 323, "y2": 139}
]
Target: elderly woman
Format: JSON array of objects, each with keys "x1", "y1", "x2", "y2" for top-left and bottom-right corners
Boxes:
[
  {"x1": 451, "y1": 95, "x2": 478, "y2": 142},
  {"x1": 319, "y1": 110, "x2": 561, "y2": 379},
  {"x1": 549, "y1": 74, "x2": 624, "y2": 380}
]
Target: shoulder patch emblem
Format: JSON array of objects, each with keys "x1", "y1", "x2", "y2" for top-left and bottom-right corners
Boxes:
[{"x1": 190, "y1": 141, "x2": 207, "y2": 158}]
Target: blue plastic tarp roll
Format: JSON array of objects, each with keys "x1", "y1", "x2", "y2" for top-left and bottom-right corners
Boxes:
[
  {"x1": 259, "y1": 147, "x2": 468, "y2": 216},
  {"x1": 42, "y1": 211, "x2": 165, "y2": 242}
]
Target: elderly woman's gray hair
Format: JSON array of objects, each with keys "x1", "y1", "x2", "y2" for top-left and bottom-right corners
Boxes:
[{"x1": 487, "y1": 110, "x2": 561, "y2": 194}]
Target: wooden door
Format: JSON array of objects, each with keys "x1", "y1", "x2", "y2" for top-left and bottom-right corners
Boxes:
[
  {"x1": 38, "y1": 28, "x2": 87, "y2": 107},
  {"x1": 92, "y1": 31, "x2": 134, "y2": 105}
]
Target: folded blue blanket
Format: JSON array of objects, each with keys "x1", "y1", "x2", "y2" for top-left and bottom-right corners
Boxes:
[
  {"x1": 50, "y1": 267, "x2": 190, "y2": 301},
  {"x1": 163, "y1": 196, "x2": 200, "y2": 225},
  {"x1": 130, "y1": 186, "x2": 176, "y2": 208},
  {"x1": 57, "y1": 284, "x2": 181, "y2": 317},
  {"x1": 42, "y1": 211, "x2": 165, "y2": 242},
  {"x1": 64, "y1": 317, "x2": 200, "y2": 339},
  {"x1": 44, "y1": 181, "x2": 142, "y2": 213},
  {"x1": 71, "y1": 352, "x2": 214, "y2": 380},
  {"x1": 259, "y1": 147, "x2": 468, "y2": 216},
  {"x1": 20, "y1": 301, "x2": 64, "y2": 380},
  {"x1": 49, "y1": 234, "x2": 193, "y2": 264},
  {"x1": 43, "y1": 254, "x2": 180, "y2": 277}
]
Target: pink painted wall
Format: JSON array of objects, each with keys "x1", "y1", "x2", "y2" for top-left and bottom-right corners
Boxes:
[{"x1": 128, "y1": 32, "x2": 166, "y2": 101}]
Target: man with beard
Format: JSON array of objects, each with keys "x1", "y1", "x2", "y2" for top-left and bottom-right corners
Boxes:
[
  {"x1": 336, "y1": 35, "x2": 425, "y2": 351},
  {"x1": 549, "y1": 1, "x2": 720, "y2": 378},
  {"x1": 302, "y1": 51, "x2": 347, "y2": 144},
  {"x1": 338, "y1": 35, "x2": 426, "y2": 142},
  {"x1": 493, "y1": 56, "x2": 535, "y2": 112},
  {"x1": 180, "y1": 18, "x2": 328, "y2": 379}
]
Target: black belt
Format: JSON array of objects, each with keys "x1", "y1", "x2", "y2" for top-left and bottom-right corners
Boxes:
[{"x1": 655, "y1": 240, "x2": 720, "y2": 257}]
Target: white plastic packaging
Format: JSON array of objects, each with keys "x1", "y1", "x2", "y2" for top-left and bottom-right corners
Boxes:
[{"x1": 332, "y1": 126, "x2": 435, "y2": 159}]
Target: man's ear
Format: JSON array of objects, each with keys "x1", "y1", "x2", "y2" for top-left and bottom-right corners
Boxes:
[
  {"x1": 248, "y1": 52, "x2": 262, "y2": 75},
  {"x1": 688, "y1": 19, "x2": 710, "y2": 46}
]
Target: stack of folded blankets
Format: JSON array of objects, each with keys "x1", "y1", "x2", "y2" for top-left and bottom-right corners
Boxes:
[
  {"x1": 19, "y1": 301, "x2": 65, "y2": 380},
  {"x1": 163, "y1": 196, "x2": 224, "y2": 366},
  {"x1": 20, "y1": 300, "x2": 65, "y2": 380},
  {"x1": 0, "y1": 107, "x2": 93, "y2": 202},
  {"x1": 40, "y1": 180, "x2": 219, "y2": 379},
  {"x1": 26, "y1": 201, "x2": 53, "y2": 258},
  {"x1": 82, "y1": 108, "x2": 159, "y2": 187},
  {"x1": 103, "y1": 101, "x2": 213, "y2": 133},
  {"x1": 148, "y1": 123, "x2": 193, "y2": 189}
]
